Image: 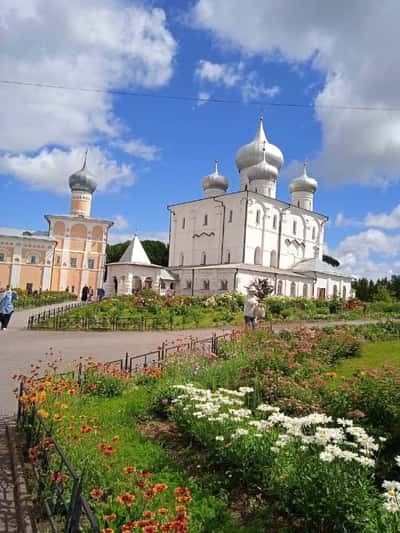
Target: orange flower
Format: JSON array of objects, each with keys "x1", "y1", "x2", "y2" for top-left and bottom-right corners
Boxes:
[
  {"x1": 104, "y1": 513, "x2": 117, "y2": 522},
  {"x1": 154, "y1": 483, "x2": 168, "y2": 492},
  {"x1": 67, "y1": 388, "x2": 76, "y2": 395},
  {"x1": 90, "y1": 488, "x2": 104, "y2": 500},
  {"x1": 116, "y1": 492, "x2": 135, "y2": 507},
  {"x1": 99, "y1": 444, "x2": 117, "y2": 456},
  {"x1": 37, "y1": 408, "x2": 49, "y2": 418},
  {"x1": 123, "y1": 466, "x2": 137, "y2": 474},
  {"x1": 50, "y1": 471, "x2": 68, "y2": 483},
  {"x1": 112, "y1": 435, "x2": 120, "y2": 442},
  {"x1": 141, "y1": 470, "x2": 152, "y2": 478},
  {"x1": 53, "y1": 413, "x2": 62, "y2": 422},
  {"x1": 158, "y1": 508, "x2": 169, "y2": 515},
  {"x1": 101, "y1": 529, "x2": 114, "y2": 533},
  {"x1": 142, "y1": 526, "x2": 158, "y2": 533},
  {"x1": 142, "y1": 511, "x2": 155, "y2": 518},
  {"x1": 80, "y1": 424, "x2": 92, "y2": 433},
  {"x1": 175, "y1": 505, "x2": 186, "y2": 512},
  {"x1": 325, "y1": 372, "x2": 337, "y2": 378}
]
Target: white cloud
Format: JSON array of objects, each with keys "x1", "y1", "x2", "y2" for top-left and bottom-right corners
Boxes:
[
  {"x1": 113, "y1": 139, "x2": 159, "y2": 161},
  {"x1": 0, "y1": 146, "x2": 133, "y2": 194},
  {"x1": 335, "y1": 212, "x2": 363, "y2": 228},
  {"x1": 108, "y1": 231, "x2": 168, "y2": 245},
  {"x1": 192, "y1": 0, "x2": 400, "y2": 186},
  {"x1": 0, "y1": 0, "x2": 176, "y2": 153},
  {"x1": 195, "y1": 59, "x2": 280, "y2": 102},
  {"x1": 364, "y1": 205, "x2": 400, "y2": 229},
  {"x1": 113, "y1": 215, "x2": 129, "y2": 231}
]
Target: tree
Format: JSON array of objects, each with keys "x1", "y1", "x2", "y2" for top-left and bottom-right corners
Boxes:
[
  {"x1": 106, "y1": 241, "x2": 130, "y2": 263},
  {"x1": 322, "y1": 254, "x2": 340, "y2": 267},
  {"x1": 142, "y1": 240, "x2": 169, "y2": 266}
]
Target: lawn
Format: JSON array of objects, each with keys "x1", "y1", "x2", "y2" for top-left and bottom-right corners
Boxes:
[{"x1": 334, "y1": 340, "x2": 400, "y2": 377}]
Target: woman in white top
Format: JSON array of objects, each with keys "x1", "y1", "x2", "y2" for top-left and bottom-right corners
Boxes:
[{"x1": 244, "y1": 286, "x2": 258, "y2": 330}]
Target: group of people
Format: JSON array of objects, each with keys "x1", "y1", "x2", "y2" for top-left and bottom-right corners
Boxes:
[
  {"x1": 0, "y1": 285, "x2": 18, "y2": 331},
  {"x1": 81, "y1": 285, "x2": 105, "y2": 302}
]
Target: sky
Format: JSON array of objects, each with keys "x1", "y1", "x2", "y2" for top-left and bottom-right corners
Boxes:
[{"x1": 2, "y1": 0, "x2": 400, "y2": 279}]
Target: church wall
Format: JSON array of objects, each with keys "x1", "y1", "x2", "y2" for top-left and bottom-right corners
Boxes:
[{"x1": 19, "y1": 265, "x2": 44, "y2": 291}]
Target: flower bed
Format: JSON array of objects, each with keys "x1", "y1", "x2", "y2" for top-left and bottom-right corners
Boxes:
[
  {"x1": 14, "y1": 289, "x2": 77, "y2": 309},
  {"x1": 17, "y1": 323, "x2": 400, "y2": 531}
]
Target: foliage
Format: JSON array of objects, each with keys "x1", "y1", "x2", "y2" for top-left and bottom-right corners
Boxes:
[
  {"x1": 14, "y1": 289, "x2": 77, "y2": 309},
  {"x1": 352, "y1": 275, "x2": 400, "y2": 302},
  {"x1": 106, "y1": 240, "x2": 130, "y2": 263},
  {"x1": 106, "y1": 239, "x2": 169, "y2": 266},
  {"x1": 322, "y1": 254, "x2": 340, "y2": 267}
]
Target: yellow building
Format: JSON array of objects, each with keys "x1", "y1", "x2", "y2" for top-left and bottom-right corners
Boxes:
[{"x1": 0, "y1": 155, "x2": 113, "y2": 295}]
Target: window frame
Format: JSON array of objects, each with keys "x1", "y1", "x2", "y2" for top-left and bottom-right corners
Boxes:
[{"x1": 70, "y1": 257, "x2": 78, "y2": 268}]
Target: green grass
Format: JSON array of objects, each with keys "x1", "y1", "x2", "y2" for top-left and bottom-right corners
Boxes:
[{"x1": 334, "y1": 340, "x2": 400, "y2": 377}]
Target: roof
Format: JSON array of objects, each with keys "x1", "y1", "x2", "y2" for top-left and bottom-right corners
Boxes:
[
  {"x1": 293, "y1": 258, "x2": 353, "y2": 278},
  {"x1": 0, "y1": 227, "x2": 55, "y2": 242},
  {"x1": 160, "y1": 269, "x2": 177, "y2": 281},
  {"x1": 119, "y1": 235, "x2": 151, "y2": 264},
  {"x1": 171, "y1": 263, "x2": 311, "y2": 280}
]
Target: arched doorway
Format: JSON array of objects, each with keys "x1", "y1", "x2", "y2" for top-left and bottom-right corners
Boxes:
[
  {"x1": 113, "y1": 276, "x2": 118, "y2": 294},
  {"x1": 144, "y1": 277, "x2": 153, "y2": 290},
  {"x1": 254, "y1": 246, "x2": 262, "y2": 265},
  {"x1": 132, "y1": 276, "x2": 142, "y2": 292},
  {"x1": 290, "y1": 282, "x2": 296, "y2": 297},
  {"x1": 270, "y1": 250, "x2": 277, "y2": 268}
]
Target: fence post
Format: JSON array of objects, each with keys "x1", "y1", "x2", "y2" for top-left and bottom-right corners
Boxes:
[
  {"x1": 125, "y1": 352, "x2": 129, "y2": 371},
  {"x1": 77, "y1": 363, "x2": 83, "y2": 386},
  {"x1": 65, "y1": 478, "x2": 83, "y2": 533}
]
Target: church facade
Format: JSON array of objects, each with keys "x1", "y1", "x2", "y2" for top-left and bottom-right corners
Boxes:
[
  {"x1": 0, "y1": 155, "x2": 113, "y2": 294},
  {"x1": 167, "y1": 118, "x2": 353, "y2": 299}
]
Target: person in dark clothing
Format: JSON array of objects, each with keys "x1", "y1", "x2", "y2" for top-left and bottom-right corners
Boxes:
[{"x1": 81, "y1": 285, "x2": 89, "y2": 302}]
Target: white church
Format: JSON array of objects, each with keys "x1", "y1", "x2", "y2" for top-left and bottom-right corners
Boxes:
[{"x1": 106, "y1": 118, "x2": 353, "y2": 299}]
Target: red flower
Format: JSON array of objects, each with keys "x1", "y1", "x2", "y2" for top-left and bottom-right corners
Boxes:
[
  {"x1": 101, "y1": 529, "x2": 114, "y2": 533},
  {"x1": 104, "y1": 513, "x2": 117, "y2": 522},
  {"x1": 141, "y1": 470, "x2": 152, "y2": 478},
  {"x1": 154, "y1": 483, "x2": 168, "y2": 492},
  {"x1": 99, "y1": 444, "x2": 117, "y2": 456},
  {"x1": 28, "y1": 447, "x2": 39, "y2": 460},
  {"x1": 80, "y1": 424, "x2": 92, "y2": 433},
  {"x1": 158, "y1": 508, "x2": 169, "y2": 515},
  {"x1": 116, "y1": 492, "x2": 135, "y2": 507},
  {"x1": 123, "y1": 466, "x2": 137, "y2": 474},
  {"x1": 142, "y1": 511, "x2": 155, "y2": 518},
  {"x1": 90, "y1": 488, "x2": 104, "y2": 500},
  {"x1": 50, "y1": 471, "x2": 68, "y2": 483}
]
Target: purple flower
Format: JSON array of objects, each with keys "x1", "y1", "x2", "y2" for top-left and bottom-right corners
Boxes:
[{"x1": 161, "y1": 398, "x2": 169, "y2": 405}]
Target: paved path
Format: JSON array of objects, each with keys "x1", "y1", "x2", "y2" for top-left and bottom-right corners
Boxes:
[
  {"x1": 0, "y1": 418, "x2": 18, "y2": 532},
  {"x1": 0, "y1": 303, "x2": 384, "y2": 416}
]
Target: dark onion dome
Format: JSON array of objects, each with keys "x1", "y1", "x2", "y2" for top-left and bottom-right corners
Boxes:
[
  {"x1": 69, "y1": 151, "x2": 97, "y2": 194},
  {"x1": 236, "y1": 117, "x2": 284, "y2": 172},
  {"x1": 202, "y1": 160, "x2": 229, "y2": 193},
  {"x1": 289, "y1": 163, "x2": 318, "y2": 194}
]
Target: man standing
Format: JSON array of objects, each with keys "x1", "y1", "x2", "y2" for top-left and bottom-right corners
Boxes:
[
  {"x1": 81, "y1": 285, "x2": 89, "y2": 302},
  {"x1": 244, "y1": 286, "x2": 258, "y2": 330},
  {"x1": 0, "y1": 285, "x2": 18, "y2": 331}
]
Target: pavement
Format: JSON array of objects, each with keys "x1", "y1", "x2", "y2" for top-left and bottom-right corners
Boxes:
[{"x1": 0, "y1": 419, "x2": 18, "y2": 532}]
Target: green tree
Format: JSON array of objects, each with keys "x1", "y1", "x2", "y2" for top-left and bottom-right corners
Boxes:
[
  {"x1": 373, "y1": 285, "x2": 392, "y2": 302},
  {"x1": 106, "y1": 241, "x2": 130, "y2": 263},
  {"x1": 142, "y1": 240, "x2": 169, "y2": 266}
]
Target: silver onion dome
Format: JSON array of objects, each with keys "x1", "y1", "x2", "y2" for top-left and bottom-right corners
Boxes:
[
  {"x1": 235, "y1": 117, "x2": 284, "y2": 172},
  {"x1": 202, "y1": 160, "x2": 229, "y2": 193},
  {"x1": 69, "y1": 150, "x2": 97, "y2": 194},
  {"x1": 289, "y1": 163, "x2": 318, "y2": 194},
  {"x1": 246, "y1": 148, "x2": 279, "y2": 182}
]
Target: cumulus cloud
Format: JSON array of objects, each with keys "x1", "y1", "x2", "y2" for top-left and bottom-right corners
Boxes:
[
  {"x1": 0, "y1": 146, "x2": 133, "y2": 194},
  {"x1": 195, "y1": 59, "x2": 280, "y2": 103},
  {"x1": 112, "y1": 215, "x2": 129, "y2": 231},
  {"x1": 335, "y1": 212, "x2": 363, "y2": 228},
  {"x1": 333, "y1": 204, "x2": 400, "y2": 230},
  {"x1": 0, "y1": 0, "x2": 176, "y2": 153},
  {"x1": 192, "y1": 0, "x2": 400, "y2": 186},
  {"x1": 113, "y1": 139, "x2": 159, "y2": 161}
]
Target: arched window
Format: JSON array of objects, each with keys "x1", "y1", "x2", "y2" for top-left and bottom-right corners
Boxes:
[
  {"x1": 228, "y1": 210, "x2": 233, "y2": 223},
  {"x1": 179, "y1": 253, "x2": 184, "y2": 266},
  {"x1": 203, "y1": 214, "x2": 208, "y2": 226},
  {"x1": 203, "y1": 279, "x2": 210, "y2": 290},
  {"x1": 293, "y1": 221, "x2": 297, "y2": 235},
  {"x1": 273, "y1": 214, "x2": 278, "y2": 229},
  {"x1": 256, "y1": 209, "x2": 261, "y2": 224},
  {"x1": 28, "y1": 255, "x2": 38, "y2": 265},
  {"x1": 343, "y1": 286, "x2": 347, "y2": 300},
  {"x1": 333, "y1": 284, "x2": 338, "y2": 298},
  {"x1": 270, "y1": 250, "x2": 277, "y2": 268},
  {"x1": 144, "y1": 277, "x2": 153, "y2": 289},
  {"x1": 182, "y1": 218, "x2": 186, "y2": 229},
  {"x1": 277, "y1": 280, "x2": 283, "y2": 296},
  {"x1": 303, "y1": 284, "x2": 308, "y2": 297},
  {"x1": 297, "y1": 201, "x2": 300, "y2": 207},
  {"x1": 312, "y1": 227, "x2": 316, "y2": 240},
  {"x1": 290, "y1": 282, "x2": 296, "y2": 297},
  {"x1": 186, "y1": 279, "x2": 192, "y2": 289},
  {"x1": 132, "y1": 276, "x2": 142, "y2": 291},
  {"x1": 201, "y1": 252, "x2": 207, "y2": 265},
  {"x1": 160, "y1": 280, "x2": 166, "y2": 290},
  {"x1": 220, "y1": 279, "x2": 228, "y2": 291},
  {"x1": 225, "y1": 250, "x2": 231, "y2": 264},
  {"x1": 254, "y1": 246, "x2": 262, "y2": 265}
]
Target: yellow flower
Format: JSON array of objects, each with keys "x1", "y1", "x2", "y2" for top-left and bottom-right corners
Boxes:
[
  {"x1": 60, "y1": 403, "x2": 69, "y2": 410},
  {"x1": 37, "y1": 409, "x2": 49, "y2": 418},
  {"x1": 53, "y1": 413, "x2": 62, "y2": 422}
]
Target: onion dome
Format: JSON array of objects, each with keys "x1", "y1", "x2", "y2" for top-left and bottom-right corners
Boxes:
[
  {"x1": 202, "y1": 160, "x2": 229, "y2": 194},
  {"x1": 235, "y1": 117, "x2": 284, "y2": 172},
  {"x1": 289, "y1": 163, "x2": 318, "y2": 194},
  {"x1": 69, "y1": 150, "x2": 97, "y2": 194},
  {"x1": 246, "y1": 145, "x2": 279, "y2": 182}
]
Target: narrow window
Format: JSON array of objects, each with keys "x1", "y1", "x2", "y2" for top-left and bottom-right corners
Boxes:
[
  {"x1": 182, "y1": 217, "x2": 186, "y2": 229},
  {"x1": 290, "y1": 281, "x2": 296, "y2": 297},
  {"x1": 343, "y1": 286, "x2": 347, "y2": 300},
  {"x1": 160, "y1": 280, "x2": 166, "y2": 289},
  {"x1": 293, "y1": 221, "x2": 297, "y2": 235},
  {"x1": 201, "y1": 252, "x2": 207, "y2": 265},
  {"x1": 70, "y1": 257, "x2": 77, "y2": 268},
  {"x1": 272, "y1": 215, "x2": 277, "y2": 230},
  {"x1": 179, "y1": 253, "x2": 184, "y2": 266},
  {"x1": 226, "y1": 251, "x2": 231, "y2": 264},
  {"x1": 28, "y1": 255, "x2": 37, "y2": 265},
  {"x1": 256, "y1": 209, "x2": 261, "y2": 224},
  {"x1": 0, "y1": 252, "x2": 5, "y2": 262},
  {"x1": 228, "y1": 210, "x2": 233, "y2": 223},
  {"x1": 277, "y1": 280, "x2": 283, "y2": 296},
  {"x1": 88, "y1": 258, "x2": 95, "y2": 269},
  {"x1": 297, "y1": 201, "x2": 300, "y2": 207},
  {"x1": 186, "y1": 279, "x2": 192, "y2": 289},
  {"x1": 333, "y1": 284, "x2": 338, "y2": 298},
  {"x1": 312, "y1": 227, "x2": 316, "y2": 240},
  {"x1": 303, "y1": 284, "x2": 308, "y2": 297},
  {"x1": 220, "y1": 280, "x2": 228, "y2": 290},
  {"x1": 203, "y1": 214, "x2": 208, "y2": 226},
  {"x1": 56, "y1": 255, "x2": 61, "y2": 265},
  {"x1": 203, "y1": 279, "x2": 210, "y2": 290}
]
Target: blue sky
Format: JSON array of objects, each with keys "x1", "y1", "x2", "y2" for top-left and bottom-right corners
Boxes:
[{"x1": 2, "y1": 0, "x2": 400, "y2": 279}]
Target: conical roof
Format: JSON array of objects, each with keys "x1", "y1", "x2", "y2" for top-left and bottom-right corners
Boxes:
[{"x1": 119, "y1": 235, "x2": 151, "y2": 264}]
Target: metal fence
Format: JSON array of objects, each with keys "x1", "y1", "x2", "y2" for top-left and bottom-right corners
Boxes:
[
  {"x1": 16, "y1": 295, "x2": 77, "y2": 310},
  {"x1": 27, "y1": 302, "x2": 86, "y2": 329}
]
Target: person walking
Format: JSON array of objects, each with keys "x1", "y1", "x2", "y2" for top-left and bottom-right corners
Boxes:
[
  {"x1": 88, "y1": 286, "x2": 94, "y2": 302},
  {"x1": 81, "y1": 285, "x2": 89, "y2": 302},
  {"x1": 244, "y1": 286, "x2": 258, "y2": 330},
  {"x1": 97, "y1": 287, "x2": 105, "y2": 302},
  {"x1": 0, "y1": 285, "x2": 18, "y2": 331}
]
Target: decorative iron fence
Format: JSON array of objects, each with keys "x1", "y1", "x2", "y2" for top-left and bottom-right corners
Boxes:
[
  {"x1": 27, "y1": 302, "x2": 86, "y2": 329},
  {"x1": 17, "y1": 321, "x2": 273, "y2": 530}
]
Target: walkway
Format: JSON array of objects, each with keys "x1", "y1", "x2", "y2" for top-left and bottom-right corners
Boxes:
[
  {"x1": 0, "y1": 419, "x2": 18, "y2": 532},
  {"x1": 0, "y1": 303, "x2": 384, "y2": 417}
]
